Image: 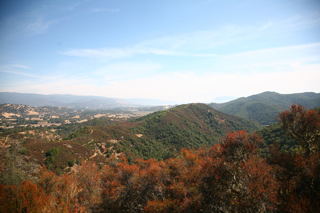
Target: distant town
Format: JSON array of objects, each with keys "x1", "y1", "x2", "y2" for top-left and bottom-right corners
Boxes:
[{"x1": 0, "y1": 103, "x2": 167, "y2": 130}]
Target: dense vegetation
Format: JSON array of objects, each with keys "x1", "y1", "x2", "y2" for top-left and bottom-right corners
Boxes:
[
  {"x1": 209, "y1": 91, "x2": 320, "y2": 125},
  {"x1": 61, "y1": 103, "x2": 260, "y2": 163},
  {"x1": 257, "y1": 106, "x2": 320, "y2": 155},
  {"x1": 258, "y1": 122, "x2": 298, "y2": 155},
  {"x1": 0, "y1": 104, "x2": 260, "y2": 174},
  {"x1": 1, "y1": 104, "x2": 319, "y2": 212}
]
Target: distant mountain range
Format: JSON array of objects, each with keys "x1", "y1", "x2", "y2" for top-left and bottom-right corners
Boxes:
[
  {"x1": 209, "y1": 91, "x2": 320, "y2": 125},
  {"x1": 1, "y1": 91, "x2": 319, "y2": 125},
  {"x1": 0, "y1": 92, "x2": 177, "y2": 109}
]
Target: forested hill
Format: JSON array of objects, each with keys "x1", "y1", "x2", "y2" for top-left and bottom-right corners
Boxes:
[
  {"x1": 55, "y1": 103, "x2": 260, "y2": 164},
  {"x1": 209, "y1": 91, "x2": 320, "y2": 125}
]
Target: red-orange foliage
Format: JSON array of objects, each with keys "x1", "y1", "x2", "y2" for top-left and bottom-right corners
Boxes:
[
  {"x1": 0, "y1": 180, "x2": 49, "y2": 213},
  {"x1": 279, "y1": 104, "x2": 320, "y2": 157},
  {"x1": 75, "y1": 161, "x2": 102, "y2": 211},
  {"x1": 268, "y1": 104, "x2": 320, "y2": 212},
  {"x1": 0, "y1": 162, "x2": 103, "y2": 212},
  {"x1": 99, "y1": 131, "x2": 279, "y2": 212},
  {"x1": 196, "y1": 131, "x2": 278, "y2": 212}
]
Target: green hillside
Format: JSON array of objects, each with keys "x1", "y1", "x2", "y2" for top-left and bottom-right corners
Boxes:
[
  {"x1": 209, "y1": 92, "x2": 320, "y2": 125},
  {"x1": 70, "y1": 103, "x2": 259, "y2": 161},
  {"x1": 130, "y1": 103, "x2": 259, "y2": 150},
  {"x1": 257, "y1": 122, "x2": 298, "y2": 155},
  {"x1": 257, "y1": 106, "x2": 320, "y2": 155},
  {"x1": 22, "y1": 103, "x2": 260, "y2": 172}
]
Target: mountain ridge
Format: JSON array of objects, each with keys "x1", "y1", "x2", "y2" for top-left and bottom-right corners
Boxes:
[
  {"x1": 15, "y1": 103, "x2": 260, "y2": 171},
  {"x1": 209, "y1": 91, "x2": 320, "y2": 125},
  {"x1": 62, "y1": 103, "x2": 260, "y2": 162}
]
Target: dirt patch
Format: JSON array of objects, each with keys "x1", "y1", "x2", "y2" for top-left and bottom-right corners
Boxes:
[
  {"x1": 31, "y1": 118, "x2": 42, "y2": 120},
  {"x1": 108, "y1": 139, "x2": 119, "y2": 144},
  {"x1": 29, "y1": 123, "x2": 61, "y2": 127},
  {"x1": 90, "y1": 152, "x2": 97, "y2": 159},
  {"x1": 215, "y1": 115, "x2": 226, "y2": 124},
  {"x1": 114, "y1": 152, "x2": 123, "y2": 158},
  {"x1": 27, "y1": 111, "x2": 39, "y2": 115},
  {"x1": 94, "y1": 114, "x2": 106, "y2": 118},
  {"x1": 133, "y1": 111, "x2": 154, "y2": 117},
  {"x1": 64, "y1": 143, "x2": 73, "y2": 149},
  {"x1": 1, "y1": 112, "x2": 21, "y2": 118}
]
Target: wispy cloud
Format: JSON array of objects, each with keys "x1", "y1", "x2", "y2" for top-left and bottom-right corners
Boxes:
[
  {"x1": 89, "y1": 8, "x2": 119, "y2": 13},
  {"x1": 60, "y1": 13, "x2": 320, "y2": 60},
  {"x1": 60, "y1": 47, "x2": 183, "y2": 58},
  {"x1": 59, "y1": 24, "x2": 254, "y2": 58},
  {"x1": 0, "y1": 70, "x2": 39, "y2": 78},
  {"x1": 0, "y1": 64, "x2": 38, "y2": 78},
  {"x1": 9, "y1": 64, "x2": 31, "y2": 69},
  {"x1": 25, "y1": 18, "x2": 59, "y2": 35}
]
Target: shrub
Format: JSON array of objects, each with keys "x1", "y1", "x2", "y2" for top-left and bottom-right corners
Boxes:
[
  {"x1": 45, "y1": 147, "x2": 60, "y2": 157},
  {"x1": 76, "y1": 158, "x2": 82, "y2": 165},
  {"x1": 67, "y1": 159, "x2": 75, "y2": 167}
]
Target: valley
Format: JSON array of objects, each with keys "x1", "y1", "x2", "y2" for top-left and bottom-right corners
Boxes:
[{"x1": 0, "y1": 103, "x2": 164, "y2": 130}]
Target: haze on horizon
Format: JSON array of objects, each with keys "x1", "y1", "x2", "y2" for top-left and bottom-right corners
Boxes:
[{"x1": 0, "y1": 0, "x2": 320, "y2": 103}]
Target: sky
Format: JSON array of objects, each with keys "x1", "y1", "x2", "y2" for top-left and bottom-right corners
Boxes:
[{"x1": 0, "y1": 0, "x2": 320, "y2": 103}]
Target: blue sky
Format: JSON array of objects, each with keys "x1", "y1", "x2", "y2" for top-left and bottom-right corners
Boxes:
[{"x1": 1, "y1": 0, "x2": 320, "y2": 103}]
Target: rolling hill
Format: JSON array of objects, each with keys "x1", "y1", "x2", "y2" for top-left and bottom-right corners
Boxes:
[
  {"x1": 70, "y1": 104, "x2": 259, "y2": 160},
  {"x1": 209, "y1": 91, "x2": 320, "y2": 125},
  {"x1": 21, "y1": 103, "x2": 260, "y2": 172}
]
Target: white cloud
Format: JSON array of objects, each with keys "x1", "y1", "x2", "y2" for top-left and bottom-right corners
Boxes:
[
  {"x1": 14, "y1": 40, "x2": 320, "y2": 102},
  {"x1": 212, "y1": 43, "x2": 320, "y2": 72},
  {"x1": 4, "y1": 62, "x2": 320, "y2": 103},
  {"x1": 98, "y1": 62, "x2": 320, "y2": 102}
]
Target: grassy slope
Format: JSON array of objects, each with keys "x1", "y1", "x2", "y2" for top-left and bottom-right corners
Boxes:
[
  {"x1": 209, "y1": 92, "x2": 320, "y2": 125},
  {"x1": 20, "y1": 103, "x2": 260, "y2": 173},
  {"x1": 64, "y1": 104, "x2": 260, "y2": 161}
]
